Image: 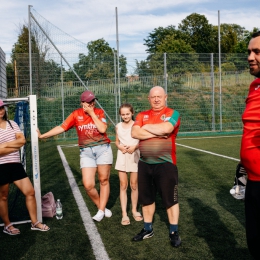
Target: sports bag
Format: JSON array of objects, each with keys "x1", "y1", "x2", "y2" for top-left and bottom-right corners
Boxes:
[{"x1": 42, "y1": 192, "x2": 56, "y2": 218}]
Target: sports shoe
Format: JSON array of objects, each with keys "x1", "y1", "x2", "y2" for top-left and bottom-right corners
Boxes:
[
  {"x1": 92, "y1": 210, "x2": 105, "y2": 222},
  {"x1": 169, "y1": 231, "x2": 181, "y2": 247},
  {"x1": 104, "y1": 208, "x2": 112, "y2": 218},
  {"x1": 132, "y1": 228, "x2": 154, "y2": 241}
]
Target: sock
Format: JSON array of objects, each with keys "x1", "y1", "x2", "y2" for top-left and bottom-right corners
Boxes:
[
  {"x1": 170, "y1": 224, "x2": 178, "y2": 234},
  {"x1": 144, "y1": 222, "x2": 153, "y2": 231}
]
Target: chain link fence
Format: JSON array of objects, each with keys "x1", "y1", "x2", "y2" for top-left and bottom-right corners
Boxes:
[{"x1": 6, "y1": 52, "x2": 252, "y2": 140}]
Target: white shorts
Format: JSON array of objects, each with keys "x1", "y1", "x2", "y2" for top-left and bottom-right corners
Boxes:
[{"x1": 80, "y1": 143, "x2": 113, "y2": 168}]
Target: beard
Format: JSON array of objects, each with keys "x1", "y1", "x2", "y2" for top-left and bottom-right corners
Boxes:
[{"x1": 249, "y1": 62, "x2": 260, "y2": 78}]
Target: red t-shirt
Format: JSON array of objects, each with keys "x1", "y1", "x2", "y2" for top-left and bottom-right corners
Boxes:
[
  {"x1": 61, "y1": 108, "x2": 110, "y2": 148},
  {"x1": 133, "y1": 107, "x2": 180, "y2": 164},
  {"x1": 241, "y1": 78, "x2": 260, "y2": 181}
]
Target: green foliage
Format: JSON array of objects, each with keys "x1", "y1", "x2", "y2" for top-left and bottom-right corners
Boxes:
[
  {"x1": 178, "y1": 13, "x2": 215, "y2": 53},
  {"x1": 221, "y1": 62, "x2": 237, "y2": 71},
  {"x1": 64, "y1": 38, "x2": 127, "y2": 81},
  {"x1": 6, "y1": 63, "x2": 15, "y2": 89}
]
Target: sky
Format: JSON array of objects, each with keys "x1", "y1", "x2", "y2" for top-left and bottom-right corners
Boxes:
[{"x1": 1, "y1": 0, "x2": 260, "y2": 63}]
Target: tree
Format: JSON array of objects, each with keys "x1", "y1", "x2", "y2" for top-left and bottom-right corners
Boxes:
[
  {"x1": 178, "y1": 13, "x2": 215, "y2": 53},
  {"x1": 143, "y1": 25, "x2": 182, "y2": 54},
  {"x1": 11, "y1": 25, "x2": 61, "y2": 95},
  {"x1": 64, "y1": 38, "x2": 127, "y2": 81}
]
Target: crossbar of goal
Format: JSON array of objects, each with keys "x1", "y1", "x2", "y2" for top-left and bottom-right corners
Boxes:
[{"x1": 0, "y1": 95, "x2": 42, "y2": 226}]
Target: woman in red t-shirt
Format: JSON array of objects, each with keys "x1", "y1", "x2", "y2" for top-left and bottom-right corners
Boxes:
[{"x1": 37, "y1": 91, "x2": 113, "y2": 222}]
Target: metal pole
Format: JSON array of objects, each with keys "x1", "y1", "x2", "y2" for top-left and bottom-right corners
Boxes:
[
  {"x1": 116, "y1": 7, "x2": 121, "y2": 108},
  {"x1": 210, "y1": 53, "x2": 215, "y2": 131},
  {"x1": 113, "y1": 49, "x2": 118, "y2": 124},
  {"x1": 218, "y1": 10, "x2": 222, "y2": 131},
  {"x1": 61, "y1": 56, "x2": 65, "y2": 138},
  {"x1": 164, "y1": 53, "x2": 167, "y2": 106},
  {"x1": 28, "y1": 5, "x2": 33, "y2": 95},
  {"x1": 30, "y1": 12, "x2": 115, "y2": 126}
]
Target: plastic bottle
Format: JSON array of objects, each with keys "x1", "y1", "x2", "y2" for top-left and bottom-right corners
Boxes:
[{"x1": 56, "y1": 199, "x2": 63, "y2": 219}]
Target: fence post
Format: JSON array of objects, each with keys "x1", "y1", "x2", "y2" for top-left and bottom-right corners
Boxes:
[
  {"x1": 61, "y1": 56, "x2": 65, "y2": 138},
  {"x1": 210, "y1": 53, "x2": 215, "y2": 131},
  {"x1": 113, "y1": 50, "x2": 118, "y2": 124},
  {"x1": 164, "y1": 53, "x2": 168, "y2": 106}
]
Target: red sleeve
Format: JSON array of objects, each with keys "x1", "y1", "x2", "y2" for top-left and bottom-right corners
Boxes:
[
  {"x1": 133, "y1": 112, "x2": 143, "y2": 127},
  {"x1": 61, "y1": 112, "x2": 76, "y2": 131}
]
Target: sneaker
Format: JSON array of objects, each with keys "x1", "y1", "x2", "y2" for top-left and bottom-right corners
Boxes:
[
  {"x1": 92, "y1": 210, "x2": 105, "y2": 222},
  {"x1": 132, "y1": 228, "x2": 154, "y2": 241},
  {"x1": 169, "y1": 231, "x2": 181, "y2": 247},
  {"x1": 104, "y1": 208, "x2": 112, "y2": 218}
]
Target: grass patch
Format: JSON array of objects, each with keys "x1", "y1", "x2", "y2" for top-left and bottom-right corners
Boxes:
[{"x1": 0, "y1": 136, "x2": 252, "y2": 259}]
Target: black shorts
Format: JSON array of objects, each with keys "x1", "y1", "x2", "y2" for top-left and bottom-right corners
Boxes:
[
  {"x1": 138, "y1": 160, "x2": 178, "y2": 208},
  {"x1": 0, "y1": 163, "x2": 28, "y2": 185}
]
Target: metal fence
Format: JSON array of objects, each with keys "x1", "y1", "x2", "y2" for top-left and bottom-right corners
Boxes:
[{"x1": 6, "y1": 52, "x2": 252, "y2": 139}]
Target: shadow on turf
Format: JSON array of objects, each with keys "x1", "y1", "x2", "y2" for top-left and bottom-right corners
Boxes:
[
  {"x1": 187, "y1": 198, "x2": 252, "y2": 259},
  {"x1": 216, "y1": 184, "x2": 246, "y2": 228}
]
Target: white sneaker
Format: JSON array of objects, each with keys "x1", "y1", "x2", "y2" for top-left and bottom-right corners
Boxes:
[
  {"x1": 104, "y1": 208, "x2": 112, "y2": 218},
  {"x1": 92, "y1": 210, "x2": 105, "y2": 222}
]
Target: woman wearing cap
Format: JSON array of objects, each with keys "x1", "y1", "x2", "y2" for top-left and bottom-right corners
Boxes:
[
  {"x1": 37, "y1": 90, "x2": 113, "y2": 222},
  {"x1": 0, "y1": 100, "x2": 50, "y2": 235}
]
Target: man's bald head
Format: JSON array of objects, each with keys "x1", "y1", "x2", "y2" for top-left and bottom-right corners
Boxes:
[{"x1": 148, "y1": 86, "x2": 167, "y2": 111}]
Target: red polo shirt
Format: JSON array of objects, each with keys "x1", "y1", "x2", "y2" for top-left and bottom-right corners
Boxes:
[{"x1": 241, "y1": 78, "x2": 260, "y2": 181}]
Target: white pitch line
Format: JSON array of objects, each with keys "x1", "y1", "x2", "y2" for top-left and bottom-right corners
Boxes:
[
  {"x1": 176, "y1": 143, "x2": 240, "y2": 161},
  {"x1": 177, "y1": 135, "x2": 241, "y2": 140},
  {"x1": 57, "y1": 145, "x2": 110, "y2": 260}
]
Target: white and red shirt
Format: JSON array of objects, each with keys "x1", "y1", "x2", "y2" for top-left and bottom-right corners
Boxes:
[
  {"x1": 0, "y1": 120, "x2": 22, "y2": 164},
  {"x1": 61, "y1": 108, "x2": 110, "y2": 148}
]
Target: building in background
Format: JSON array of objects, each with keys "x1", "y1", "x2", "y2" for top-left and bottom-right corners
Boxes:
[{"x1": 0, "y1": 47, "x2": 7, "y2": 99}]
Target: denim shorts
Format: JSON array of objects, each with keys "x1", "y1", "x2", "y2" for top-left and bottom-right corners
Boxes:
[{"x1": 80, "y1": 143, "x2": 113, "y2": 168}]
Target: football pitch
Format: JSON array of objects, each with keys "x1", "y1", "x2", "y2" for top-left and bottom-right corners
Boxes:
[{"x1": 0, "y1": 135, "x2": 253, "y2": 260}]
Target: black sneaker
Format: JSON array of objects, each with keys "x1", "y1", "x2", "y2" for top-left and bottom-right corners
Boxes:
[
  {"x1": 169, "y1": 231, "x2": 181, "y2": 247},
  {"x1": 132, "y1": 228, "x2": 154, "y2": 241}
]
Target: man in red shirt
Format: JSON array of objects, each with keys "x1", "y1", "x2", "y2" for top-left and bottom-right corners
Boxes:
[
  {"x1": 131, "y1": 86, "x2": 181, "y2": 247},
  {"x1": 241, "y1": 31, "x2": 260, "y2": 258}
]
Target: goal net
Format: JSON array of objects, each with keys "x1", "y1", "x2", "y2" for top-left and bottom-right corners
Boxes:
[{"x1": 0, "y1": 95, "x2": 42, "y2": 226}]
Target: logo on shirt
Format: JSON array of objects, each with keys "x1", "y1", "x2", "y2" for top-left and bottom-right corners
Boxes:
[
  {"x1": 78, "y1": 116, "x2": 84, "y2": 121},
  {"x1": 255, "y1": 85, "x2": 260, "y2": 90},
  {"x1": 78, "y1": 123, "x2": 97, "y2": 131},
  {"x1": 143, "y1": 115, "x2": 149, "y2": 121},
  {"x1": 160, "y1": 114, "x2": 166, "y2": 121}
]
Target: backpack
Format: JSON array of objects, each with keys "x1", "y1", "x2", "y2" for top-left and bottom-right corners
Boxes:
[{"x1": 41, "y1": 192, "x2": 56, "y2": 218}]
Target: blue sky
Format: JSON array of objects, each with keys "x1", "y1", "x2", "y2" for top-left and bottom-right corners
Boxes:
[{"x1": 0, "y1": 0, "x2": 259, "y2": 62}]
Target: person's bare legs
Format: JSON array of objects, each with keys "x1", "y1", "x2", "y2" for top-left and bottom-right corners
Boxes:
[
  {"x1": 97, "y1": 164, "x2": 111, "y2": 212},
  {"x1": 166, "y1": 203, "x2": 179, "y2": 225},
  {"x1": 119, "y1": 171, "x2": 128, "y2": 218},
  {"x1": 142, "y1": 203, "x2": 155, "y2": 223},
  {"x1": 130, "y1": 172, "x2": 142, "y2": 220},
  {"x1": 14, "y1": 177, "x2": 49, "y2": 230},
  {"x1": 82, "y1": 167, "x2": 100, "y2": 207},
  {"x1": 0, "y1": 183, "x2": 11, "y2": 226}
]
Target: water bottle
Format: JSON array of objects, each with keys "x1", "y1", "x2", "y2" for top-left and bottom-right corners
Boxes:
[{"x1": 56, "y1": 199, "x2": 63, "y2": 219}]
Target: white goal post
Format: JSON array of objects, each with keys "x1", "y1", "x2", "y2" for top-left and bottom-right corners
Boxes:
[{"x1": 0, "y1": 95, "x2": 42, "y2": 226}]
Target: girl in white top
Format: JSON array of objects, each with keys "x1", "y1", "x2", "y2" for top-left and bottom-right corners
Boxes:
[{"x1": 115, "y1": 103, "x2": 143, "y2": 225}]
